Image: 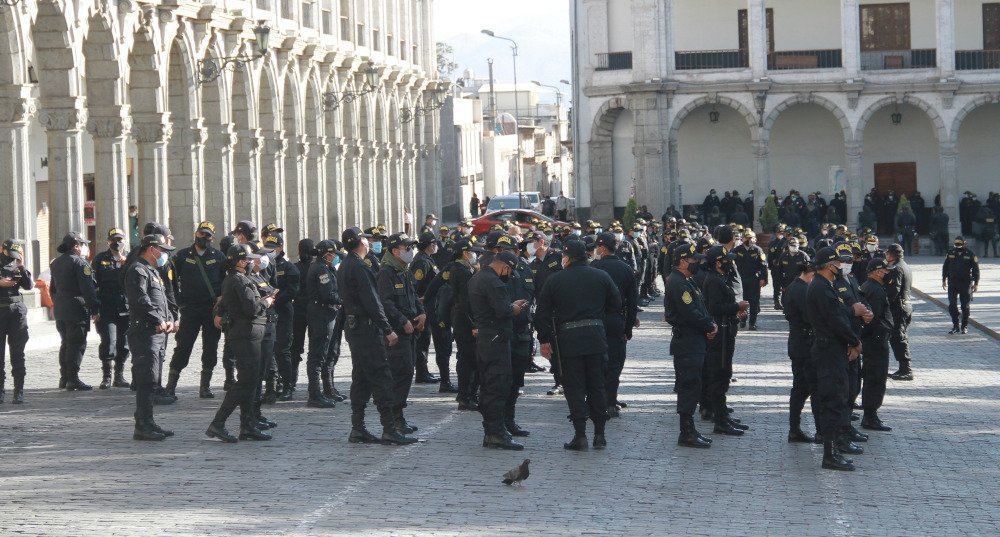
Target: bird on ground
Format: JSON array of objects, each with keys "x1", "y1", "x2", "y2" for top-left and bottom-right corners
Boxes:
[{"x1": 502, "y1": 458, "x2": 530, "y2": 486}]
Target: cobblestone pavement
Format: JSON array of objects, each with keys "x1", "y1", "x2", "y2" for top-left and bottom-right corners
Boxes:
[
  {"x1": 908, "y1": 255, "x2": 1000, "y2": 336},
  {"x1": 3, "y1": 265, "x2": 1000, "y2": 536}
]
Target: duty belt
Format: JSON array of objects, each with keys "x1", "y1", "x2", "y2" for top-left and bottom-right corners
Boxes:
[
  {"x1": 558, "y1": 319, "x2": 604, "y2": 331},
  {"x1": 0, "y1": 295, "x2": 24, "y2": 305}
]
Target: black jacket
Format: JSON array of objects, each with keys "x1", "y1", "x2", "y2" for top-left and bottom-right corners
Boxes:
[
  {"x1": 340, "y1": 251, "x2": 391, "y2": 334},
  {"x1": 806, "y1": 275, "x2": 859, "y2": 348},
  {"x1": 535, "y1": 263, "x2": 621, "y2": 357},
  {"x1": 171, "y1": 245, "x2": 226, "y2": 306},
  {"x1": 124, "y1": 258, "x2": 170, "y2": 327},
  {"x1": 663, "y1": 268, "x2": 714, "y2": 356},
  {"x1": 591, "y1": 255, "x2": 638, "y2": 339},
  {"x1": 50, "y1": 252, "x2": 99, "y2": 322}
]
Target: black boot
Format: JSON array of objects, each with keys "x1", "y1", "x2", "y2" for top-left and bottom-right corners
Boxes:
[
  {"x1": 713, "y1": 416, "x2": 745, "y2": 436},
  {"x1": 151, "y1": 422, "x2": 174, "y2": 437},
  {"x1": 133, "y1": 420, "x2": 167, "y2": 441},
  {"x1": 836, "y1": 432, "x2": 864, "y2": 455},
  {"x1": 99, "y1": 362, "x2": 113, "y2": 390},
  {"x1": 564, "y1": 419, "x2": 588, "y2": 451},
  {"x1": 164, "y1": 369, "x2": 180, "y2": 397},
  {"x1": 239, "y1": 422, "x2": 272, "y2": 441},
  {"x1": 113, "y1": 362, "x2": 130, "y2": 388},
  {"x1": 307, "y1": 382, "x2": 336, "y2": 408},
  {"x1": 348, "y1": 412, "x2": 382, "y2": 444},
  {"x1": 592, "y1": 419, "x2": 607, "y2": 449},
  {"x1": 822, "y1": 439, "x2": 855, "y2": 471},
  {"x1": 206, "y1": 421, "x2": 238, "y2": 443},
  {"x1": 678, "y1": 415, "x2": 711, "y2": 448},
  {"x1": 848, "y1": 426, "x2": 869, "y2": 442},
  {"x1": 861, "y1": 410, "x2": 892, "y2": 431},
  {"x1": 64, "y1": 376, "x2": 93, "y2": 391},
  {"x1": 483, "y1": 421, "x2": 525, "y2": 450},
  {"x1": 394, "y1": 408, "x2": 418, "y2": 434},
  {"x1": 0, "y1": 379, "x2": 4, "y2": 403},
  {"x1": 439, "y1": 380, "x2": 458, "y2": 393},
  {"x1": 199, "y1": 370, "x2": 215, "y2": 399},
  {"x1": 12, "y1": 377, "x2": 24, "y2": 405},
  {"x1": 788, "y1": 418, "x2": 813, "y2": 443},
  {"x1": 263, "y1": 374, "x2": 277, "y2": 405},
  {"x1": 223, "y1": 366, "x2": 234, "y2": 391},
  {"x1": 322, "y1": 368, "x2": 335, "y2": 399},
  {"x1": 381, "y1": 428, "x2": 418, "y2": 445}
]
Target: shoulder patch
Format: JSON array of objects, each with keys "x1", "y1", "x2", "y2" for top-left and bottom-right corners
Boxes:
[
  {"x1": 414, "y1": 269, "x2": 425, "y2": 281},
  {"x1": 364, "y1": 258, "x2": 372, "y2": 267},
  {"x1": 83, "y1": 265, "x2": 93, "y2": 276},
  {"x1": 973, "y1": 256, "x2": 978, "y2": 262},
  {"x1": 277, "y1": 271, "x2": 285, "y2": 276},
  {"x1": 443, "y1": 271, "x2": 450, "y2": 281},
  {"x1": 548, "y1": 261, "x2": 558, "y2": 268},
  {"x1": 318, "y1": 273, "x2": 331, "y2": 285},
  {"x1": 394, "y1": 283, "x2": 405, "y2": 289},
  {"x1": 258, "y1": 281, "x2": 268, "y2": 287},
  {"x1": 168, "y1": 268, "x2": 174, "y2": 280},
  {"x1": 681, "y1": 291, "x2": 692, "y2": 305},
  {"x1": 661, "y1": 247, "x2": 667, "y2": 254},
  {"x1": 100, "y1": 260, "x2": 110, "y2": 266}
]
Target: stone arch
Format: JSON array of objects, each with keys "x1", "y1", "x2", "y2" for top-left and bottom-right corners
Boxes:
[
  {"x1": 949, "y1": 94, "x2": 1000, "y2": 145},
  {"x1": 588, "y1": 97, "x2": 634, "y2": 222},
  {"x1": 165, "y1": 32, "x2": 203, "y2": 247},
  {"x1": 358, "y1": 93, "x2": 375, "y2": 225},
  {"x1": 0, "y1": 7, "x2": 28, "y2": 87},
  {"x1": 127, "y1": 19, "x2": 169, "y2": 227},
  {"x1": 854, "y1": 94, "x2": 947, "y2": 144},
  {"x1": 667, "y1": 94, "x2": 760, "y2": 143},
  {"x1": 761, "y1": 93, "x2": 852, "y2": 144},
  {"x1": 32, "y1": 0, "x2": 83, "y2": 100},
  {"x1": 0, "y1": 6, "x2": 35, "y2": 269},
  {"x1": 258, "y1": 60, "x2": 282, "y2": 227},
  {"x1": 281, "y1": 66, "x2": 303, "y2": 243},
  {"x1": 231, "y1": 41, "x2": 259, "y2": 223},
  {"x1": 953, "y1": 95, "x2": 1000, "y2": 204},
  {"x1": 200, "y1": 34, "x2": 236, "y2": 231},
  {"x1": 303, "y1": 72, "x2": 325, "y2": 237}
]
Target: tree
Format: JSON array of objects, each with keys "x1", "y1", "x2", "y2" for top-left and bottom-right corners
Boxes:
[
  {"x1": 623, "y1": 197, "x2": 639, "y2": 230},
  {"x1": 436, "y1": 42, "x2": 459, "y2": 79},
  {"x1": 897, "y1": 193, "x2": 911, "y2": 213},
  {"x1": 760, "y1": 195, "x2": 780, "y2": 233}
]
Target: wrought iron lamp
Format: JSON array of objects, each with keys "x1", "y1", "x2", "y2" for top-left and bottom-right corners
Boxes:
[{"x1": 197, "y1": 21, "x2": 270, "y2": 85}]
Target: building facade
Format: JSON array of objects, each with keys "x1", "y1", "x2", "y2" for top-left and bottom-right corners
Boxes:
[
  {"x1": 0, "y1": 0, "x2": 441, "y2": 278},
  {"x1": 572, "y1": 0, "x2": 1000, "y2": 232}
]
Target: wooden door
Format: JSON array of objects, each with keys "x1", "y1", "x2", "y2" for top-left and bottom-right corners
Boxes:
[
  {"x1": 738, "y1": 8, "x2": 774, "y2": 65},
  {"x1": 873, "y1": 162, "x2": 917, "y2": 197}
]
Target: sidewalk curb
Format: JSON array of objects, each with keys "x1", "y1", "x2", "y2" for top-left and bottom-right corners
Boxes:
[{"x1": 911, "y1": 286, "x2": 1000, "y2": 342}]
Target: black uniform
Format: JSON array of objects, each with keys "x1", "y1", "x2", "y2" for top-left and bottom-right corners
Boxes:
[
  {"x1": 702, "y1": 269, "x2": 739, "y2": 423},
  {"x1": 663, "y1": 268, "x2": 715, "y2": 417},
  {"x1": 535, "y1": 263, "x2": 621, "y2": 432},
  {"x1": 530, "y1": 248, "x2": 563, "y2": 387},
  {"x1": 884, "y1": 257, "x2": 912, "y2": 370},
  {"x1": 93, "y1": 249, "x2": 130, "y2": 384},
  {"x1": 450, "y1": 260, "x2": 479, "y2": 406},
  {"x1": 50, "y1": 251, "x2": 99, "y2": 387},
  {"x1": 778, "y1": 249, "x2": 810, "y2": 291},
  {"x1": 290, "y1": 254, "x2": 314, "y2": 389},
  {"x1": 377, "y1": 254, "x2": 425, "y2": 419},
  {"x1": 422, "y1": 265, "x2": 454, "y2": 386},
  {"x1": 0, "y1": 253, "x2": 32, "y2": 399},
  {"x1": 410, "y1": 251, "x2": 439, "y2": 381},
  {"x1": 591, "y1": 254, "x2": 638, "y2": 409},
  {"x1": 767, "y1": 236, "x2": 787, "y2": 306},
  {"x1": 212, "y1": 269, "x2": 267, "y2": 433},
  {"x1": 859, "y1": 277, "x2": 893, "y2": 415},
  {"x1": 305, "y1": 258, "x2": 342, "y2": 400},
  {"x1": 806, "y1": 274, "x2": 860, "y2": 441},
  {"x1": 504, "y1": 256, "x2": 535, "y2": 431},
  {"x1": 733, "y1": 243, "x2": 767, "y2": 326},
  {"x1": 833, "y1": 272, "x2": 865, "y2": 416},
  {"x1": 168, "y1": 245, "x2": 227, "y2": 384},
  {"x1": 468, "y1": 266, "x2": 516, "y2": 437},
  {"x1": 782, "y1": 277, "x2": 818, "y2": 432},
  {"x1": 272, "y1": 253, "x2": 301, "y2": 391},
  {"x1": 943, "y1": 245, "x2": 980, "y2": 330},
  {"x1": 125, "y1": 257, "x2": 171, "y2": 432},
  {"x1": 249, "y1": 265, "x2": 279, "y2": 418},
  {"x1": 340, "y1": 251, "x2": 398, "y2": 433}
]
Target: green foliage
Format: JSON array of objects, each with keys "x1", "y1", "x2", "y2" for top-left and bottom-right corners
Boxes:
[
  {"x1": 623, "y1": 198, "x2": 639, "y2": 229},
  {"x1": 760, "y1": 195, "x2": 779, "y2": 232},
  {"x1": 436, "y1": 42, "x2": 459, "y2": 79},
  {"x1": 897, "y1": 194, "x2": 911, "y2": 212}
]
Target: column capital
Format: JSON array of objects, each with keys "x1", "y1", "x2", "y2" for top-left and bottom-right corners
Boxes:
[
  {"x1": 265, "y1": 132, "x2": 288, "y2": 155},
  {"x1": 309, "y1": 136, "x2": 330, "y2": 158},
  {"x1": 87, "y1": 112, "x2": 132, "y2": 139},
  {"x1": 845, "y1": 141, "x2": 863, "y2": 158},
  {"x1": 132, "y1": 122, "x2": 172, "y2": 144},
  {"x1": 0, "y1": 97, "x2": 37, "y2": 125},
  {"x1": 751, "y1": 140, "x2": 769, "y2": 158},
  {"x1": 40, "y1": 107, "x2": 87, "y2": 132},
  {"x1": 939, "y1": 141, "x2": 958, "y2": 158},
  {"x1": 207, "y1": 123, "x2": 238, "y2": 151}
]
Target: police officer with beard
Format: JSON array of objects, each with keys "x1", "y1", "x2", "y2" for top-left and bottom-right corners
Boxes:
[
  {"x1": 93, "y1": 229, "x2": 131, "y2": 390},
  {"x1": 590, "y1": 233, "x2": 638, "y2": 418},
  {"x1": 303, "y1": 240, "x2": 342, "y2": 409},
  {"x1": 50, "y1": 231, "x2": 99, "y2": 391},
  {"x1": 536, "y1": 240, "x2": 621, "y2": 451},
  {"x1": 125, "y1": 234, "x2": 176, "y2": 440},
  {"x1": 469, "y1": 250, "x2": 528, "y2": 450},
  {"x1": 0, "y1": 239, "x2": 32, "y2": 404}
]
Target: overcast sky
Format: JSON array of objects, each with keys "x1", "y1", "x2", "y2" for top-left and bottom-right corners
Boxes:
[{"x1": 433, "y1": 0, "x2": 572, "y2": 103}]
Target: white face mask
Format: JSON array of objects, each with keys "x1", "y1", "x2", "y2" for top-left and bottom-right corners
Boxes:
[
  {"x1": 788, "y1": 245, "x2": 799, "y2": 253},
  {"x1": 527, "y1": 242, "x2": 538, "y2": 257},
  {"x1": 594, "y1": 228, "x2": 603, "y2": 234},
  {"x1": 614, "y1": 233, "x2": 624, "y2": 242},
  {"x1": 258, "y1": 255, "x2": 270, "y2": 271},
  {"x1": 865, "y1": 244, "x2": 877, "y2": 252},
  {"x1": 467, "y1": 252, "x2": 478, "y2": 265},
  {"x1": 571, "y1": 230, "x2": 581, "y2": 237},
  {"x1": 841, "y1": 262, "x2": 853, "y2": 273},
  {"x1": 400, "y1": 249, "x2": 415, "y2": 264},
  {"x1": 543, "y1": 234, "x2": 553, "y2": 243},
  {"x1": 79, "y1": 244, "x2": 90, "y2": 258}
]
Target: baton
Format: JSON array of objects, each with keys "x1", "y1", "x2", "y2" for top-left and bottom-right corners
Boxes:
[{"x1": 550, "y1": 317, "x2": 565, "y2": 378}]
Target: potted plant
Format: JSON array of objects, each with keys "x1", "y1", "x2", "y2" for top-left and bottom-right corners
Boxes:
[
  {"x1": 622, "y1": 197, "x2": 638, "y2": 230},
  {"x1": 757, "y1": 195, "x2": 780, "y2": 248}
]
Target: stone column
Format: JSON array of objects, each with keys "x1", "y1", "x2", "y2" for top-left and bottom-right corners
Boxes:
[
  {"x1": 169, "y1": 124, "x2": 208, "y2": 247},
  {"x1": 402, "y1": 145, "x2": 418, "y2": 228},
  {"x1": 752, "y1": 140, "x2": 771, "y2": 231},
  {"x1": 40, "y1": 105, "x2": 88, "y2": 257},
  {"x1": 936, "y1": 0, "x2": 956, "y2": 79},
  {"x1": 631, "y1": 0, "x2": 667, "y2": 82},
  {"x1": 359, "y1": 140, "x2": 375, "y2": 226},
  {"x1": 748, "y1": 0, "x2": 768, "y2": 78},
  {"x1": 132, "y1": 119, "x2": 172, "y2": 226},
  {"x1": 939, "y1": 141, "x2": 961, "y2": 237},
  {"x1": 375, "y1": 143, "x2": 392, "y2": 227},
  {"x1": 88, "y1": 110, "x2": 133, "y2": 244},
  {"x1": 390, "y1": 143, "x2": 406, "y2": 232},
  {"x1": 204, "y1": 123, "x2": 238, "y2": 232},
  {"x1": 262, "y1": 131, "x2": 287, "y2": 227},
  {"x1": 307, "y1": 136, "x2": 329, "y2": 238},
  {"x1": 326, "y1": 139, "x2": 345, "y2": 235},
  {"x1": 235, "y1": 128, "x2": 264, "y2": 225},
  {"x1": 344, "y1": 141, "x2": 363, "y2": 227},
  {"x1": 0, "y1": 96, "x2": 37, "y2": 272},
  {"x1": 845, "y1": 141, "x2": 864, "y2": 230},
  {"x1": 589, "y1": 140, "x2": 614, "y2": 222},
  {"x1": 666, "y1": 139, "x2": 680, "y2": 211},
  {"x1": 841, "y1": 0, "x2": 861, "y2": 79},
  {"x1": 282, "y1": 135, "x2": 308, "y2": 246},
  {"x1": 629, "y1": 90, "x2": 669, "y2": 219}
]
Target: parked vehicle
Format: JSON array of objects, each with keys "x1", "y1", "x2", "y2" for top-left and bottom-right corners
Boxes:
[{"x1": 470, "y1": 209, "x2": 567, "y2": 236}]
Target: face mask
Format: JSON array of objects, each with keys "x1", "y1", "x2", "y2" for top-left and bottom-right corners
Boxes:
[
  {"x1": 467, "y1": 252, "x2": 478, "y2": 265},
  {"x1": 571, "y1": 230, "x2": 581, "y2": 237},
  {"x1": 841, "y1": 262, "x2": 852, "y2": 274},
  {"x1": 527, "y1": 243, "x2": 538, "y2": 257},
  {"x1": 614, "y1": 233, "x2": 624, "y2": 242},
  {"x1": 111, "y1": 241, "x2": 123, "y2": 252},
  {"x1": 372, "y1": 242, "x2": 383, "y2": 254},
  {"x1": 687, "y1": 260, "x2": 699, "y2": 274},
  {"x1": 258, "y1": 255, "x2": 270, "y2": 271},
  {"x1": 788, "y1": 245, "x2": 799, "y2": 253},
  {"x1": 79, "y1": 244, "x2": 90, "y2": 258},
  {"x1": 594, "y1": 228, "x2": 603, "y2": 235},
  {"x1": 865, "y1": 244, "x2": 877, "y2": 252},
  {"x1": 157, "y1": 252, "x2": 169, "y2": 268},
  {"x1": 400, "y1": 249, "x2": 415, "y2": 264},
  {"x1": 498, "y1": 269, "x2": 510, "y2": 283},
  {"x1": 195, "y1": 236, "x2": 211, "y2": 249},
  {"x1": 331, "y1": 255, "x2": 341, "y2": 268},
  {"x1": 543, "y1": 234, "x2": 553, "y2": 243}
]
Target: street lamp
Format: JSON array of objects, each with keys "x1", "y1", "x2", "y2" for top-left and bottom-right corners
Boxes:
[
  {"x1": 482, "y1": 28, "x2": 524, "y2": 206},
  {"x1": 198, "y1": 21, "x2": 270, "y2": 85},
  {"x1": 322, "y1": 63, "x2": 381, "y2": 111},
  {"x1": 531, "y1": 80, "x2": 565, "y2": 198},
  {"x1": 400, "y1": 84, "x2": 448, "y2": 124}
]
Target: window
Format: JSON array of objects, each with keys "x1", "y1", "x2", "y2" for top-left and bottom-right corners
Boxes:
[
  {"x1": 860, "y1": 3, "x2": 911, "y2": 51},
  {"x1": 257, "y1": 0, "x2": 269, "y2": 10},
  {"x1": 281, "y1": 0, "x2": 295, "y2": 19},
  {"x1": 737, "y1": 9, "x2": 774, "y2": 54},
  {"x1": 302, "y1": 1, "x2": 315, "y2": 28},
  {"x1": 340, "y1": 0, "x2": 351, "y2": 40},
  {"x1": 357, "y1": 23, "x2": 366, "y2": 46},
  {"x1": 322, "y1": 8, "x2": 334, "y2": 34},
  {"x1": 985, "y1": 3, "x2": 1000, "y2": 50}
]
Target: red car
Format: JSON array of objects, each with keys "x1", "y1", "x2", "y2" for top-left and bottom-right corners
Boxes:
[{"x1": 470, "y1": 209, "x2": 567, "y2": 236}]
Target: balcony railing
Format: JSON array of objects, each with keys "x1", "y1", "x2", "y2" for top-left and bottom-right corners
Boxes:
[
  {"x1": 675, "y1": 49, "x2": 748, "y2": 70},
  {"x1": 595, "y1": 52, "x2": 633, "y2": 71},
  {"x1": 767, "y1": 49, "x2": 842, "y2": 70},
  {"x1": 860, "y1": 49, "x2": 937, "y2": 70},
  {"x1": 955, "y1": 50, "x2": 1000, "y2": 70}
]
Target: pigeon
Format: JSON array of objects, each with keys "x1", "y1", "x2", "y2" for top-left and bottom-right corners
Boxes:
[{"x1": 502, "y1": 458, "x2": 530, "y2": 486}]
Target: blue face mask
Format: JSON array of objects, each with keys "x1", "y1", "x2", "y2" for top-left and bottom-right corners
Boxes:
[
  {"x1": 331, "y1": 255, "x2": 341, "y2": 268},
  {"x1": 372, "y1": 242, "x2": 383, "y2": 254},
  {"x1": 157, "y1": 252, "x2": 169, "y2": 268}
]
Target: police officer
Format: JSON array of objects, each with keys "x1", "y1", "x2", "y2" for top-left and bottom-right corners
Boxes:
[
  {"x1": 702, "y1": 246, "x2": 750, "y2": 436},
  {"x1": 490, "y1": 233, "x2": 534, "y2": 437},
  {"x1": 591, "y1": 233, "x2": 638, "y2": 418},
  {"x1": 664, "y1": 242, "x2": 717, "y2": 448},
  {"x1": 859, "y1": 257, "x2": 894, "y2": 432},
  {"x1": 733, "y1": 230, "x2": 767, "y2": 330},
  {"x1": 125, "y1": 234, "x2": 176, "y2": 440},
  {"x1": 778, "y1": 236, "x2": 810, "y2": 294},
  {"x1": 207, "y1": 244, "x2": 272, "y2": 443},
  {"x1": 340, "y1": 227, "x2": 416, "y2": 446},
  {"x1": 468, "y1": 250, "x2": 528, "y2": 450},
  {"x1": 943, "y1": 236, "x2": 980, "y2": 334},
  {"x1": 166, "y1": 221, "x2": 227, "y2": 399},
  {"x1": 767, "y1": 225, "x2": 788, "y2": 309},
  {"x1": 528, "y1": 231, "x2": 565, "y2": 395},
  {"x1": 377, "y1": 233, "x2": 427, "y2": 435},
  {"x1": 265, "y1": 233, "x2": 300, "y2": 402},
  {"x1": 303, "y1": 240, "x2": 342, "y2": 409},
  {"x1": 420, "y1": 214, "x2": 438, "y2": 236},
  {"x1": 806, "y1": 247, "x2": 862, "y2": 471},
  {"x1": 411, "y1": 231, "x2": 443, "y2": 385},
  {"x1": 286, "y1": 238, "x2": 315, "y2": 399},
  {"x1": 536, "y1": 240, "x2": 621, "y2": 451},
  {"x1": 884, "y1": 243, "x2": 913, "y2": 381},
  {"x1": 51, "y1": 231, "x2": 99, "y2": 391},
  {"x1": 782, "y1": 258, "x2": 818, "y2": 443},
  {"x1": 422, "y1": 245, "x2": 458, "y2": 393},
  {"x1": 247, "y1": 241, "x2": 279, "y2": 430},
  {"x1": 0, "y1": 239, "x2": 32, "y2": 404},
  {"x1": 93, "y1": 228, "x2": 131, "y2": 389},
  {"x1": 433, "y1": 225, "x2": 454, "y2": 268},
  {"x1": 364, "y1": 226, "x2": 386, "y2": 269},
  {"x1": 450, "y1": 236, "x2": 484, "y2": 411}
]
